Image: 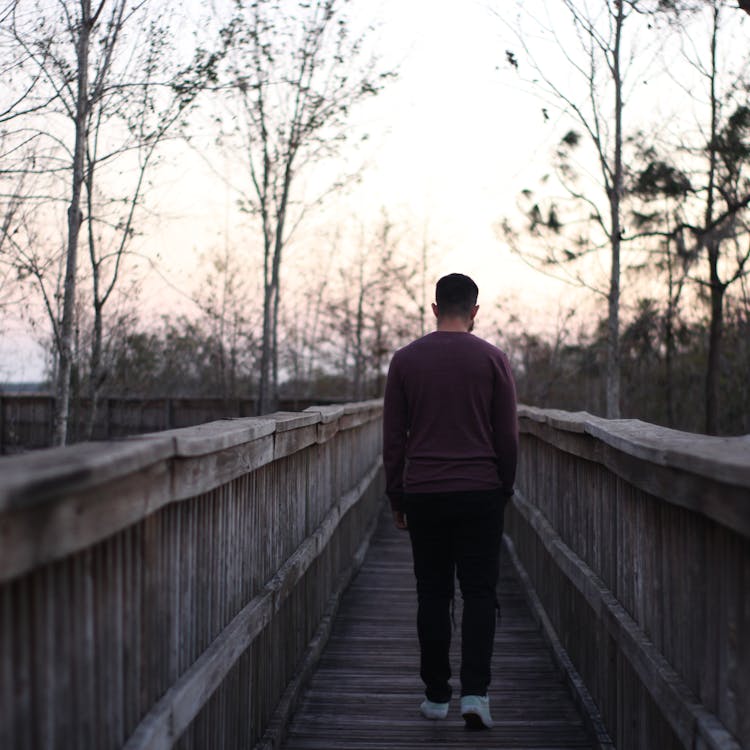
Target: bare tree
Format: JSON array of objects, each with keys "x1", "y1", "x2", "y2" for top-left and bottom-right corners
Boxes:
[
  {"x1": 4, "y1": 1, "x2": 218, "y2": 443},
  {"x1": 217, "y1": 0, "x2": 394, "y2": 414},
  {"x1": 328, "y1": 213, "x2": 421, "y2": 399},
  {"x1": 633, "y1": 1, "x2": 750, "y2": 432},
  {"x1": 80, "y1": 14, "x2": 219, "y2": 438},
  {"x1": 193, "y1": 243, "x2": 262, "y2": 400},
  {"x1": 500, "y1": 0, "x2": 638, "y2": 418},
  {"x1": 686, "y1": 1, "x2": 750, "y2": 433},
  {"x1": 628, "y1": 143, "x2": 696, "y2": 426}
]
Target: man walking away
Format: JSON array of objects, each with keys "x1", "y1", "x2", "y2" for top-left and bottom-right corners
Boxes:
[{"x1": 382, "y1": 273, "x2": 518, "y2": 730}]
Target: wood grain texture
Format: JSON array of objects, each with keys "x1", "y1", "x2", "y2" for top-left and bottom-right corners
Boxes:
[
  {"x1": 0, "y1": 403, "x2": 385, "y2": 750},
  {"x1": 281, "y1": 507, "x2": 596, "y2": 750},
  {"x1": 0, "y1": 404, "x2": 379, "y2": 581},
  {"x1": 154, "y1": 418, "x2": 277, "y2": 457},
  {"x1": 0, "y1": 436, "x2": 175, "y2": 510},
  {"x1": 510, "y1": 491, "x2": 740, "y2": 750},
  {"x1": 510, "y1": 422, "x2": 750, "y2": 749},
  {"x1": 504, "y1": 534, "x2": 615, "y2": 750},
  {"x1": 518, "y1": 406, "x2": 750, "y2": 489},
  {"x1": 520, "y1": 418, "x2": 750, "y2": 540}
]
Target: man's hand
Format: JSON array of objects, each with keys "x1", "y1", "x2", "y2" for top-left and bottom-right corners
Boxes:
[{"x1": 392, "y1": 510, "x2": 408, "y2": 530}]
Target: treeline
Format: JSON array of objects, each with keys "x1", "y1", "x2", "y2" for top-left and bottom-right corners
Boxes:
[
  {"x1": 502, "y1": 1, "x2": 750, "y2": 435},
  {"x1": 32, "y1": 212, "x2": 426, "y2": 438},
  {"x1": 40, "y1": 279, "x2": 749, "y2": 438},
  {"x1": 3, "y1": 0, "x2": 750, "y2": 444},
  {"x1": 504, "y1": 292, "x2": 750, "y2": 436}
]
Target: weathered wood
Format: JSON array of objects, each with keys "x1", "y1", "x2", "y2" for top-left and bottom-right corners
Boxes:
[
  {"x1": 303, "y1": 405, "x2": 346, "y2": 424},
  {"x1": 0, "y1": 436, "x2": 175, "y2": 511},
  {"x1": 304, "y1": 405, "x2": 346, "y2": 443},
  {"x1": 255, "y1": 512, "x2": 380, "y2": 750},
  {"x1": 0, "y1": 401, "x2": 385, "y2": 750},
  {"x1": 281, "y1": 508, "x2": 596, "y2": 750},
  {"x1": 0, "y1": 458, "x2": 173, "y2": 583},
  {"x1": 520, "y1": 418, "x2": 750, "y2": 540},
  {"x1": 512, "y1": 491, "x2": 740, "y2": 750},
  {"x1": 504, "y1": 533, "x2": 615, "y2": 750},
  {"x1": 339, "y1": 400, "x2": 383, "y2": 430},
  {"x1": 519, "y1": 406, "x2": 750, "y2": 489},
  {"x1": 171, "y1": 435, "x2": 276, "y2": 501},
  {"x1": 510, "y1": 408, "x2": 750, "y2": 749},
  {"x1": 153, "y1": 418, "x2": 277, "y2": 457}
]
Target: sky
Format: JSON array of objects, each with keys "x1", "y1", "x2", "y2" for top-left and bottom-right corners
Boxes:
[
  {"x1": 146, "y1": 0, "x2": 582, "y2": 327},
  {"x1": 4, "y1": 0, "x2": 741, "y2": 382},
  {"x1": 157, "y1": 0, "x2": 567, "y2": 286}
]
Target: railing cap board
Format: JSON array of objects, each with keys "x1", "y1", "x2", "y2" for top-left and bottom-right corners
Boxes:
[
  {"x1": 0, "y1": 403, "x2": 381, "y2": 517},
  {"x1": 136, "y1": 418, "x2": 276, "y2": 457},
  {"x1": 343, "y1": 399, "x2": 383, "y2": 415},
  {"x1": 303, "y1": 405, "x2": 345, "y2": 423},
  {"x1": 519, "y1": 406, "x2": 590, "y2": 433},
  {"x1": 0, "y1": 438, "x2": 174, "y2": 511},
  {"x1": 518, "y1": 405, "x2": 750, "y2": 489},
  {"x1": 267, "y1": 411, "x2": 321, "y2": 431}
]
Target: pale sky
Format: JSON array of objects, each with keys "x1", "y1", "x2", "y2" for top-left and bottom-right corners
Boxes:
[{"x1": 141, "y1": 0, "x2": 576, "y2": 320}]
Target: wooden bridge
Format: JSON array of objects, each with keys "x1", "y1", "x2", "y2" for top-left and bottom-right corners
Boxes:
[{"x1": 1, "y1": 401, "x2": 748, "y2": 749}]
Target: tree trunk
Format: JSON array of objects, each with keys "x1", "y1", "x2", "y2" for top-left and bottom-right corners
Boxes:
[
  {"x1": 605, "y1": 0, "x2": 624, "y2": 419},
  {"x1": 272, "y1": 276, "x2": 280, "y2": 407},
  {"x1": 664, "y1": 295, "x2": 676, "y2": 428},
  {"x1": 258, "y1": 280, "x2": 274, "y2": 414},
  {"x1": 54, "y1": 0, "x2": 91, "y2": 446},
  {"x1": 85, "y1": 301, "x2": 104, "y2": 440},
  {"x1": 84, "y1": 158, "x2": 100, "y2": 441},
  {"x1": 705, "y1": 247, "x2": 725, "y2": 434},
  {"x1": 704, "y1": 3, "x2": 721, "y2": 434},
  {"x1": 353, "y1": 278, "x2": 365, "y2": 401}
]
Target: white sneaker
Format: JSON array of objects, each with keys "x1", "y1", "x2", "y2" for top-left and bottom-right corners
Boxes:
[
  {"x1": 460, "y1": 694, "x2": 493, "y2": 729},
  {"x1": 420, "y1": 698, "x2": 450, "y2": 720}
]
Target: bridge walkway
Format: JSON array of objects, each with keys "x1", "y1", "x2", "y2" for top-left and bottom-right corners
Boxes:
[{"x1": 282, "y1": 507, "x2": 595, "y2": 750}]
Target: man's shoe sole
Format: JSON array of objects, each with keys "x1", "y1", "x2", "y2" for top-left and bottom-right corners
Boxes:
[{"x1": 462, "y1": 710, "x2": 491, "y2": 730}]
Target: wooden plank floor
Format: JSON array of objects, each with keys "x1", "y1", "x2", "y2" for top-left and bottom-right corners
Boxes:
[{"x1": 282, "y1": 506, "x2": 595, "y2": 750}]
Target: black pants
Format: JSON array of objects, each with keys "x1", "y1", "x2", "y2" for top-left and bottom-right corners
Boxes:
[{"x1": 405, "y1": 489, "x2": 506, "y2": 703}]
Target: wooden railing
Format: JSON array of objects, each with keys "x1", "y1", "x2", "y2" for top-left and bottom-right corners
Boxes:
[
  {"x1": 0, "y1": 401, "x2": 385, "y2": 750},
  {"x1": 505, "y1": 406, "x2": 750, "y2": 750},
  {"x1": 0, "y1": 394, "x2": 348, "y2": 453}
]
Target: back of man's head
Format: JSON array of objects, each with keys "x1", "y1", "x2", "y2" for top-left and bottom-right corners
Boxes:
[{"x1": 435, "y1": 273, "x2": 479, "y2": 318}]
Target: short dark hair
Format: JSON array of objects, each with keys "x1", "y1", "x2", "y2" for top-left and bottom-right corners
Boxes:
[{"x1": 435, "y1": 273, "x2": 479, "y2": 317}]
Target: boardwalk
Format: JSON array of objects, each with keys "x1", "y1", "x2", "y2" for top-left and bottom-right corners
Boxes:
[
  {"x1": 5, "y1": 403, "x2": 744, "y2": 748},
  {"x1": 282, "y1": 507, "x2": 595, "y2": 750}
]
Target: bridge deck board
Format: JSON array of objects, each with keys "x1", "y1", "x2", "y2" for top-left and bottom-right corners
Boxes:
[{"x1": 282, "y1": 506, "x2": 595, "y2": 750}]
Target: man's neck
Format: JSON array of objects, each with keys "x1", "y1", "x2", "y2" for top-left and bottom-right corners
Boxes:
[{"x1": 436, "y1": 317, "x2": 471, "y2": 332}]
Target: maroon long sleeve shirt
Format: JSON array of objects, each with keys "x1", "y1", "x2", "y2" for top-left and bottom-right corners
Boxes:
[{"x1": 382, "y1": 331, "x2": 519, "y2": 512}]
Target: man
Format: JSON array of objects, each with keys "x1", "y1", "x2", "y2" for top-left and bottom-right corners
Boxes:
[{"x1": 382, "y1": 273, "x2": 518, "y2": 730}]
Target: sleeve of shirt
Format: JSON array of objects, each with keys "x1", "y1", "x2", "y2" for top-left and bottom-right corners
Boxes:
[
  {"x1": 492, "y1": 351, "x2": 519, "y2": 495},
  {"x1": 382, "y1": 354, "x2": 408, "y2": 512}
]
